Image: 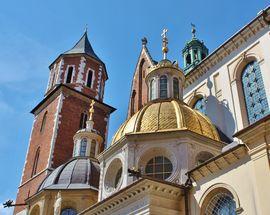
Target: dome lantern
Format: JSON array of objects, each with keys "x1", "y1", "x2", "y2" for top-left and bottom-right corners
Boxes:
[
  {"x1": 145, "y1": 29, "x2": 185, "y2": 101},
  {"x1": 73, "y1": 100, "x2": 103, "y2": 158},
  {"x1": 182, "y1": 24, "x2": 209, "y2": 74}
]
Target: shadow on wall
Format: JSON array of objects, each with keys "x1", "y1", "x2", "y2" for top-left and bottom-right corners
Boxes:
[{"x1": 205, "y1": 78, "x2": 236, "y2": 141}]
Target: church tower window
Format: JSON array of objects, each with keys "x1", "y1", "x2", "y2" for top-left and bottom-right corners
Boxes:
[
  {"x1": 79, "y1": 112, "x2": 88, "y2": 129},
  {"x1": 86, "y1": 70, "x2": 93, "y2": 88},
  {"x1": 80, "y1": 138, "x2": 87, "y2": 156},
  {"x1": 31, "y1": 147, "x2": 40, "y2": 177},
  {"x1": 173, "y1": 78, "x2": 179, "y2": 99},
  {"x1": 241, "y1": 61, "x2": 269, "y2": 124},
  {"x1": 66, "y1": 67, "x2": 73, "y2": 84},
  {"x1": 40, "y1": 111, "x2": 47, "y2": 133},
  {"x1": 145, "y1": 156, "x2": 172, "y2": 180},
  {"x1": 159, "y1": 75, "x2": 168, "y2": 99}
]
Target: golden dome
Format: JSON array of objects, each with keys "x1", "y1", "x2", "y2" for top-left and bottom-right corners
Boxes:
[{"x1": 112, "y1": 99, "x2": 220, "y2": 145}]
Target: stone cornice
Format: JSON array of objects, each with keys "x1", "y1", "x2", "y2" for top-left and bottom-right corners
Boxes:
[
  {"x1": 79, "y1": 177, "x2": 184, "y2": 215},
  {"x1": 100, "y1": 129, "x2": 224, "y2": 161},
  {"x1": 184, "y1": 6, "x2": 270, "y2": 87}
]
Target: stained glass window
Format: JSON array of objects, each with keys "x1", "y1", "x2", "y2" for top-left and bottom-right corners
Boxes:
[
  {"x1": 61, "y1": 208, "x2": 77, "y2": 215},
  {"x1": 205, "y1": 193, "x2": 236, "y2": 215},
  {"x1": 159, "y1": 75, "x2": 168, "y2": 99},
  {"x1": 193, "y1": 97, "x2": 206, "y2": 115},
  {"x1": 173, "y1": 78, "x2": 180, "y2": 99},
  {"x1": 242, "y1": 61, "x2": 269, "y2": 124},
  {"x1": 80, "y1": 138, "x2": 87, "y2": 156},
  {"x1": 145, "y1": 156, "x2": 172, "y2": 180}
]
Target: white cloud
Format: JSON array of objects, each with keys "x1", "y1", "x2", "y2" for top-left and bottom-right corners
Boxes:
[{"x1": 0, "y1": 205, "x2": 13, "y2": 215}]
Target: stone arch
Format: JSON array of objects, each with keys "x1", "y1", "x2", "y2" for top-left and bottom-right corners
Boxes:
[
  {"x1": 29, "y1": 204, "x2": 41, "y2": 215},
  {"x1": 199, "y1": 183, "x2": 242, "y2": 214}
]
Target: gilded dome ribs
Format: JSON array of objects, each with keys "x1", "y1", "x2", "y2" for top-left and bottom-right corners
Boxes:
[{"x1": 111, "y1": 99, "x2": 220, "y2": 144}]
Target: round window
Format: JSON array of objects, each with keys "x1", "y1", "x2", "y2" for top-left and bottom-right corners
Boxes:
[
  {"x1": 145, "y1": 156, "x2": 173, "y2": 180},
  {"x1": 104, "y1": 158, "x2": 123, "y2": 193}
]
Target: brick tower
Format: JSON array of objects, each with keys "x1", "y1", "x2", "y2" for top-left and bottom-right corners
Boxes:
[{"x1": 14, "y1": 31, "x2": 115, "y2": 214}]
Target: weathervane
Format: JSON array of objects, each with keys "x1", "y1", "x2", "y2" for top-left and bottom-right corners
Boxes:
[
  {"x1": 191, "y1": 23, "x2": 196, "y2": 38},
  {"x1": 161, "y1": 28, "x2": 169, "y2": 60},
  {"x1": 84, "y1": 24, "x2": 88, "y2": 33}
]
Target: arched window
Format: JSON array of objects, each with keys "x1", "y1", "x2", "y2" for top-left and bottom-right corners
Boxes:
[
  {"x1": 99, "y1": 80, "x2": 104, "y2": 99},
  {"x1": 159, "y1": 75, "x2": 168, "y2": 99},
  {"x1": 150, "y1": 79, "x2": 155, "y2": 101},
  {"x1": 90, "y1": 140, "x2": 96, "y2": 157},
  {"x1": 205, "y1": 193, "x2": 236, "y2": 215},
  {"x1": 61, "y1": 208, "x2": 77, "y2": 215},
  {"x1": 130, "y1": 90, "x2": 136, "y2": 116},
  {"x1": 40, "y1": 112, "x2": 47, "y2": 133},
  {"x1": 196, "y1": 151, "x2": 214, "y2": 166},
  {"x1": 193, "y1": 97, "x2": 206, "y2": 115},
  {"x1": 173, "y1": 78, "x2": 179, "y2": 99},
  {"x1": 32, "y1": 147, "x2": 40, "y2": 177},
  {"x1": 145, "y1": 156, "x2": 172, "y2": 180},
  {"x1": 114, "y1": 167, "x2": 122, "y2": 188},
  {"x1": 80, "y1": 138, "x2": 87, "y2": 156},
  {"x1": 66, "y1": 67, "x2": 73, "y2": 84},
  {"x1": 86, "y1": 70, "x2": 93, "y2": 88},
  {"x1": 241, "y1": 61, "x2": 269, "y2": 124},
  {"x1": 79, "y1": 112, "x2": 88, "y2": 129},
  {"x1": 186, "y1": 54, "x2": 191, "y2": 65}
]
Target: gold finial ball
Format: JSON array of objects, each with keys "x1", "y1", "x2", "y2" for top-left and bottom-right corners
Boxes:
[{"x1": 162, "y1": 46, "x2": 168, "y2": 53}]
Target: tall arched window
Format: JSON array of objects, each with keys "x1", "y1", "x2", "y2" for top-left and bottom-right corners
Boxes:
[
  {"x1": 79, "y1": 112, "x2": 88, "y2": 129},
  {"x1": 86, "y1": 70, "x2": 93, "y2": 88},
  {"x1": 61, "y1": 208, "x2": 77, "y2": 215},
  {"x1": 150, "y1": 79, "x2": 155, "y2": 101},
  {"x1": 40, "y1": 111, "x2": 47, "y2": 133},
  {"x1": 66, "y1": 67, "x2": 73, "y2": 84},
  {"x1": 205, "y1": 192, "x2": 236, "y2": 215},
  {"x1": 80, "y1": 138, "x2": 87, "y2": 156},
  {"x1": 32, "y1": 147, "x2": 40, "y2": 177},
  {"x1": 241, "y1": 61, "x2": 269, "y2": 124},
  {"x1": 193, "y1": 97, "x2": 206, "y2": 115},
  {"x1": 159, "y1": 75, "x2": 168, "y2": 99},
  {"x1": 90, "y1": 140, "x2": 96, "y2": 157},
  {"x1": 173, "y1": 78, "x2": 179, "y2": 99}
]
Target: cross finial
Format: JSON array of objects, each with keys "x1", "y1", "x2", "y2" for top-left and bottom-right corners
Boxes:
[
  {"x1": 84, "y1": 24, "x2": 88, "y2": 33},
  {"x1": 161, "y1": 28, "x2": 169, "y2": 60},
  {"x1": 161, "y1": 28, "x2": 168, "y2": 39},
  {"x1": 191, "y1": 23, "x2": 196, "y2": 38}
]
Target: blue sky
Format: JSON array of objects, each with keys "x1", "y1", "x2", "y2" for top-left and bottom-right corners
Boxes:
[{"x1": 0, "y1": 0, "x2": 268, "y2": 214}]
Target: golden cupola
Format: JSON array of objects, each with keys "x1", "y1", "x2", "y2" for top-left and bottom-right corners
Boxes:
[
  {"x1": 112, "y1": 99, "x2": 220, "y2": 144},
  {"x1": 111, "y1": 29, "x2": 220, "y2": 145}
]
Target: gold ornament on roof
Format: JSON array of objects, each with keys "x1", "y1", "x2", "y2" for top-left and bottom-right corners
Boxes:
[{"x1": 89, "y1": 100, "x2": 95, "y2": 121}]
